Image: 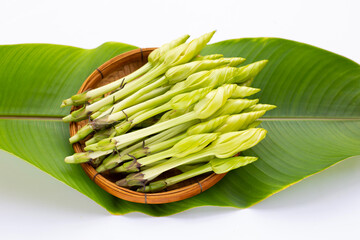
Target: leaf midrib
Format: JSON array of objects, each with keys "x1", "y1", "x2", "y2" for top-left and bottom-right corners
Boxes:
[{"x1": 0, "y1": 116, "x2": 359, "y2": 121}]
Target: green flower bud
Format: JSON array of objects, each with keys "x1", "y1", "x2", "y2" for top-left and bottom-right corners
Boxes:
[
  {"x1": 210, "y1": 156, "x2": 258, "y2": 174},
  {"x1": 192, "y1": 54, "x2": 224, "y2": 61},
  {"x1": 228, "y1": 60, "x2": 268, "y2": 84},
  {"x1": 243, "y1": 104, "x2": 277, "y2": 112},
  {"x1": 226, "y1": 57, "x2": 246, "y2": 67},
  {"x1": 148, "y1": 34, "x2": 190, "y2": 64},
  {"x1": 169, "y1": 87, "x2": 211, "y2": 110},
  {"x1": 194, "y1": 84, "x2": 238, "y2": 119},
  {"x1": 169, "y1": 70, "x2": 211, "y2": 93},
  {"x1": 209, "y1": 128, "x2": 267, "y2": 158},
  {"x1": 231, "y1": 86, "x2": 261, "y2": 98},
  {"x1": 190, "y1": 64, "x2": 257, "y2": 88},
  {"x1": 207, "y1": 67, "x2": 240, "y2": 86},
  {"x1": 240, "y1": 78, "x2": 254, "y2": 87},
  {"x1": 214, "y1": 110, "x2": 266, "y2": 132},
  {"x1": 187, "y1": 115, "x2": 229, "y2": 135},
  {"x1": 211, "y1": 99, "x2": 259, "y2": 118},
  {"x1": 247, "y1": 120, "x2": 262, "y2": 128},
  {"x1": 64, "y1": 152, "x2": 90, "y2": 164},
  {"x1": 84, "y1": 138, "x2": 117, "y2": 151},
  {"x1": 163, "y1": 31, "x2": 216, "y2": 67},
  {"x1": 169, "y1": 65, "x2": 252, "y2": 95},
  {"x1": 173, "y1": 133, "x2": 219, "y2": 158},
  {"x1": 165, "y1": 58, "x2": 241, "y2": 84}
]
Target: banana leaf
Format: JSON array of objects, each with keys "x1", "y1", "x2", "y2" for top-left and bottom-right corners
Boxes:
[{"x1": 0, "y1": 38, "x2": 359, "y2": 216}]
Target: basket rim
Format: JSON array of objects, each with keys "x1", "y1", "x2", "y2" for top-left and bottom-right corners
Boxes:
[{"x1": 70, "y1": 48, "x2": 226, "y2": 204}]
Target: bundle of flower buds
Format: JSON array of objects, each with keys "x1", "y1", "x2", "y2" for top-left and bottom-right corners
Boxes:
[{"x1": 61, "y1": 31, "x2": 276, "y2": 193}]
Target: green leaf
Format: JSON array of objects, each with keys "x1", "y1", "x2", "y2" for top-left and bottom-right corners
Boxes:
[
  {"x1": 0, "y1": 43, "x2": 137, "y2": 117},
  {"x1": 0, "y1": 38, "x2": 359, "y2": 216}
]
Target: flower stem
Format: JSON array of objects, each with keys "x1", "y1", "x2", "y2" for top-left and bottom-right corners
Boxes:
[
  {"x1": 60, "y1": 62, "x2": 153, "y2": 107},
  {"x1": 62, "y1": 63, "x2": 167, "y2": 122},
  {"x1": 139, "y1": 163, "x2": 212, "y2": 192},
  {"x1": 95, "y1": 76, "x2": 169, "y2": 119},
  {"x1": 116, "y1": 151, "x2": 211, "y2": 187},
  {"x1": 85, "y1": 112, "x2": 197, "y2": 152}
]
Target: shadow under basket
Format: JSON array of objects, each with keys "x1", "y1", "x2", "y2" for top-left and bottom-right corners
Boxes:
[{"x1": 70, "y1": 48, "x2": 227, "y2": 204}]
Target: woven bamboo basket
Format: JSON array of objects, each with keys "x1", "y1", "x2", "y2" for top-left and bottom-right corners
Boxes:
[{"x1": 70, "y1": 48, "x2": 227, "y2": 204}]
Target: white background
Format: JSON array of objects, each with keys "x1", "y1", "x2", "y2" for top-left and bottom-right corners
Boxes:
[{"x1": 1, "y1": 0, "x2": 359, "y2": 239}]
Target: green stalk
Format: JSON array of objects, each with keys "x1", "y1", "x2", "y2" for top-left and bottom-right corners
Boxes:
[
  {"x1": 62, "y1": 63, "x2": 168, "y2": 122},
  {"x1": 94, "y1": 76, "x2": 169, "y2": 119},
  {"x1": 116, "y1": 128, "x2": 267, "y2": 187},
  {"x1": 95, "y1": 122, "x2": 196, "y2": 172},
  {"x1": 63, "y1": 32, "x2": 221, "y2": 140},
  {"x1": 110, "y1": 133, "x2": 187, "y2": 173},
  {"x1": 140, "y1": 163, "x2": 213, "y2": 192},
  {"x1": 116, "y1": 109, "x2": 271, "y2": 173},
  {"x1": 120, "y1": 120, "x2": 197, "y2": 153},
  {"x1": 114, "y1": 67, "x2": 232, "y2": 123},
  {"x1": 176, "y1": 156, "x2": 215, "y2": 172},
  {"x1": 98, "y1": 132, "x2": 188, "y2": 173},
  {"x1": 85, "y1": 112, "x2": 197, "y2": 152},
  {"x1": 91, "y1": 79, "x2": 170, "y2": 119},
  {"x1": 131, "y1": 86, "x2": 171, "y2": 109},
  {"x1": 117, "y1": 151, "x2": 212, "y2": 187},
  {"x1": 90, "y1": 104, "x2": 112, "y2": 119},
  {"x1": 61, "y1": 34, "x2": 190, "y2": 108},
  {"x1": 128, "y1": 87, "x2": 211, "y2": 127},
  {"x1": 138, "y1": 159, "x2": 168, "y2": 171},
  {"x1": 91, "y1": 77, "x2": 203, "y2": 126},
  {"x1": 103, "y1": 87, "x2": 210, "y2": 138},
  {"x1": 71, "y1": 62, "x2": 265, "y2": 143},
  {"x1": 121, "y1": 133, "x2": 187, "y2": 161},
  {"x1": 109, "y1": 113, "x2": 240, "y2": 172},
  {"x1": 71, "y1": 87, "x2": 200, "y2": 144},
  {"x1": 92, "y1": 68, "x2": 213, "y2": 126},
  {"x1": 115, "y1": 133, "x2": 218, "y2": 173},
  {"x1": 84, "y1": 85, "x2": 237, "y2": 152},
  {"x1": 97, "y1": 56, "x2": 245, "y2": 119},
  {"x1": 64, "y1": 149, "x2": 113, "y2": 164},
  {"x1": 139, "y1": 156, "x2": 258, "y2": 193},
  {"x1": 90, "y1": 155, "x2": 106, "y2": 168},
  {"x1": 143, "y1": 163, "x2": 212, "y2": 192},
  {"x1": 87, "y1": 109, "x2": 148, "y2": 145},
  {"x1": 157, "y1": 106, "x2": 193, "y2": 123},
  {"x1": 60, "y1": 62, "x2": 153, "y2": 107},
  {"x1": 69, "y1": 124, "x2": 93, "y2": 144},
  {"x1": 93, "y1": 84, "x2": 210, "y2": 131},
  {"x1": 85, "y1": 128, "x2": 114, "y2": 146},
  {"x1": 69, "y1": 108, "x2": 144, "y2": 144}
]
